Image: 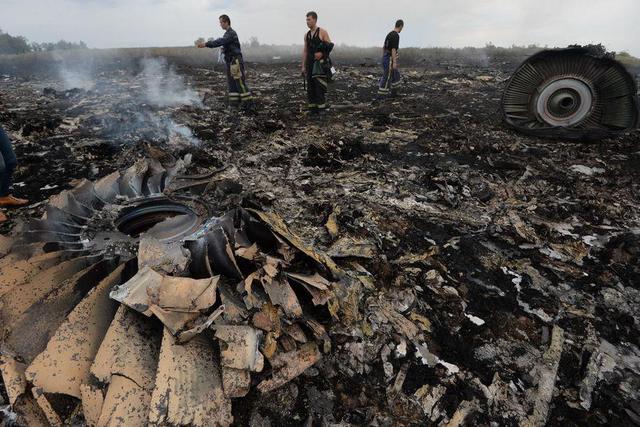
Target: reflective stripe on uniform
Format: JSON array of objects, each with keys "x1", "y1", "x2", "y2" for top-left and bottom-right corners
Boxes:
[
  {"x1": 237, "y1": 60, "x2": 248, "y2": 94},
  {"x1": 239, "y1": 80, "x2": 248, "y2": 94},
  {"x1": 385, "y1": 61, "x2": 393, "y2": 89}
]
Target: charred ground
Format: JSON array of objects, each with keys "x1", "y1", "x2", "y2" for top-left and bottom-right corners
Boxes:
[{"x1": 1, "y1": 53, "x2": 640, "y2": 426}]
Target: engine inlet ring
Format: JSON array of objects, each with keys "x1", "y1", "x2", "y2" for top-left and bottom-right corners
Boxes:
[{"x1": 535, "y1": 78, "x2": 594, "y2": 127}]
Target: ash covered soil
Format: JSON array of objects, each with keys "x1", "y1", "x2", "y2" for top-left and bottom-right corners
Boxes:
[{"x1": 1, "y1": 58, "x2": 640, "y2": 426}]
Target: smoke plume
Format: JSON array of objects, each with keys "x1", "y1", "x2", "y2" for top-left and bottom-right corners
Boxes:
[
  {"x1": 141, "y1": 57, "x2": 202, "y2": 108},
  {"x1": 51, "y1": 54, "x2": 204, "y2": 147}
]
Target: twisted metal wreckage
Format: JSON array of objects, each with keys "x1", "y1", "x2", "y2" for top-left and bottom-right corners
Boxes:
[
  {"x1": 0, "y1": 156, "x2": 362, "y2": 426},
  {"x1": 502, "y1": 48, "x2": 639, "y2": 139}
]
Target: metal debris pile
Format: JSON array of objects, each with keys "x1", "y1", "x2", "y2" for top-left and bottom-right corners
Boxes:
[{"x1": 0, "y1": 156, "x2": 360, "y2": 426}]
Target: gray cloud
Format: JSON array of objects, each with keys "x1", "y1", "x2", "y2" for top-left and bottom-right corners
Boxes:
[{"x1": 1, "y1": 0, "x2": 638, "y2": 55}]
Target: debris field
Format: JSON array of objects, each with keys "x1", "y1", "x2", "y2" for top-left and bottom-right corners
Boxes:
[{"x1": 1, "y1": 55, "x2": 640, "y2": 426}]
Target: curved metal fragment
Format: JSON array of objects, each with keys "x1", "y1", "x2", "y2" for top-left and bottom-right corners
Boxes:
[
  {"x1": 43, "y1": 204, "x2": 88, "y2": 226},
  {"x1": 145, "y1": 158, "x2": 167, "y2": 190},
  {"x1": 25, "y1": 264, "x2": 125, "y2": 398},
  {"x1": 49, "y1": 190, "x2": 93, "y2": 219},
  {"x1": 145, "y1": 213, "x2": 200, "y2": 242},
  {"x1": 70, "y1": 179, "x2": 104, "y2": 210},
  {"x1": 0, "y1": 256, "x2": 98, "y2": 330},
  {"x1": 0, "y1": 251, "x2": 69, "y2": 299},
  {"x1": 186, "y1": 237, "x2": 214, "y2": 278},
  {"x1": 4, "y1": 257, "x2": 117, "y2": 364},
  {"x1": 205, "y1": 227, "x2": 243, "y2": 279},
  {"x1": 149, "y1": 330, "x2": 233, "y2": 427},
  {"x1": 115, "y1": 199, "x2": 200, "y2": 240},
  {"x1": 119, "y1": 159, "x2": 149, "y2": 199},
  {"x1": 93, "y1": 171, "x2": 121, "y2": 204}
]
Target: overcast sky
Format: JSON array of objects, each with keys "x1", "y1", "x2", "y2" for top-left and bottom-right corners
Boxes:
[{"x1": 2, "y1": 0, "x2": 639, "y2": 55}]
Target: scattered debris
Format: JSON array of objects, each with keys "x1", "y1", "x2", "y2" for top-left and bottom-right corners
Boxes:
[
  {"x1": 257, "y1": 343, "x2": 322, "y2": 393},
  {"x1": 522, "y1": 325, "x2": 565, "y2": 427},
  {"x1": 570, "y1": 164, "x2": 606, "y2": 176},
  {"x1": 1, "y1": 55, "x2": 639, "y2": 425}
]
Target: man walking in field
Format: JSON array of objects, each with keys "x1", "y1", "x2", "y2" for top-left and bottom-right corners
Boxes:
[
  {"x1": 301, "y1": 11, "x2": 334, "y2": 113},
  {"x1": 378, "y1": 20, "x2": 404, "y2": 97},
  {"x1": 197, "y1": 14, "x2": 254, "y2": 108}
]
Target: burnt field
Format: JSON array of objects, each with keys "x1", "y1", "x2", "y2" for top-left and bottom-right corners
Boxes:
[{"x1": 1, "y1": 52, "x2": 640, "y2": 426}]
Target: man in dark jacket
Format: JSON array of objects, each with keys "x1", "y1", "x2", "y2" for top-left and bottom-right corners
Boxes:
[
  {"x1": 301, "y1": 11, "x2": 334, "y2": 112},
  {"x1": 197, "y1": 15, "x2": 253, "y2": 107},
  {"x1": 378, "y1": 20, "x2": 404, "y2": 97},
  {"x1": 0, "y1": 125, "x2": 28, "y2": 223}
]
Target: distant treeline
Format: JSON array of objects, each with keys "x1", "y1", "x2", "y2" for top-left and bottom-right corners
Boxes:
[
  {"x1": 0, "y1": 40, "x2": 637, "y2": 79},
  {"x1": 0, "y1": 29, "x2": 87, "y2": 55},
  {"x1": 0, "y1": 44, "x2": 533, "y2": 78}
]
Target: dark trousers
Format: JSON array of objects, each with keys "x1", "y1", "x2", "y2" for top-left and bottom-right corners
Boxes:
[
  {"x1": 307, "y1": 69, "x2": 327, "y2": 109},
  {"x1": 378, "y1": 53, "x2": 401, "y2": 95},
  {"x1": 0, "y1": 126, "x2": 17, "y2": 197},
  {"x1": 225, "y1": 58, "x2": 253, "y2": 105}
]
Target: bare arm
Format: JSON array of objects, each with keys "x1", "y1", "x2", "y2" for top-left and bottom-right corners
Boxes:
[
  {"x1": 313, "y1": 29, "x2": 333, "y2": 61},
  {"x1": 391, "y1": 47, "x2": 398, "y2": 67},
  {"x1": 320, "y1": 29, "x2": 331, "y2": 44}
]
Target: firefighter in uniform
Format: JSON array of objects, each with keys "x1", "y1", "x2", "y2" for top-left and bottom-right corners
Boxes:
[
  {"x1": 198, "y1": 15, "x2": 253, "y2": 107},
  {"x1": 301, "y1": 11, "x2": 334, "y2": 112},
  {"x1": 378, "y1": 20, "x2": 404, "y2": 97}
]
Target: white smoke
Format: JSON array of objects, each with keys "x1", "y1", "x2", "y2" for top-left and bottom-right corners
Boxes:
[
  {"x1": 53, "y1": 51, "x2": 96, "y2": 90},
  {"x1": 50, "y1": 54, "x2": 204, "y2": 147},
  {"x1": 59, "y1": 68, "x2": 95, "y2": 90},
  {"x1": 148, "y1": 113, "x2": 202, "y2": 147},
  {"x1": 140, "y1": 57, "x2": 202, "y2": 107}
]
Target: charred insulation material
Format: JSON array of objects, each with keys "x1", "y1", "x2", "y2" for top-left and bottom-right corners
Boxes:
[{"x1": 502, "y1": 48, "x2": 639, "y2": 140}]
